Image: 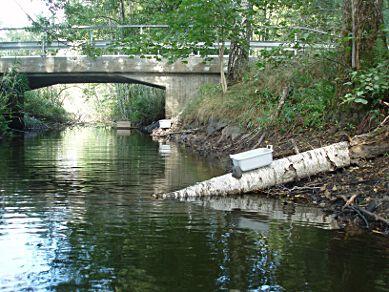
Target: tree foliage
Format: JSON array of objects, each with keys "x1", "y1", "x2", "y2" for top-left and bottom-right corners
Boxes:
[{"x1": 34, "y1": 0, "x2": 387, "y2": 108}]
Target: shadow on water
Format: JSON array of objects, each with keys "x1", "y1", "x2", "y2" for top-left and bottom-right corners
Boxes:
[{"x1": 0, "y1": 127, "x2": 387, "y2": 291}]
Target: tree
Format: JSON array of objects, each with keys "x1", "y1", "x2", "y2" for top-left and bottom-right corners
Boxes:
[
  {"x1": 227, "y1": 0, "x2": 252, "y2": 85},
  {"x1": 342, "y1": 0, "x2": 387, "y2": 69}
]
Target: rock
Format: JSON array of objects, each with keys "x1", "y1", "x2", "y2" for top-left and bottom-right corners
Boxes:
[
  {"x1": 220, "y1": 125, "x2": 243, "y2": 141},
  {"x1": 206, "y1": 118, "x2": 227, "y2": 136},
  {"x1": 143, "y1": 121, "x2": 159, "y2": 133}
]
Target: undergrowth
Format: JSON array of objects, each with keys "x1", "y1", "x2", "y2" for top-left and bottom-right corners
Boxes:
[
  {"x1": 0, "y1": 93, "x2": 8, "y2": 135},
  {"x1": 112, "y1": 84, "x2": 165, "y2": 126},
  {"x1": 24, "y1": 88, "x2": 70, "y2": 123},
  {"x1": 183, "y1": 51, "x2": 387, "y2": 132},
  {"x1": 0, "y1": 67, "x2": 29, "y2": 135}
]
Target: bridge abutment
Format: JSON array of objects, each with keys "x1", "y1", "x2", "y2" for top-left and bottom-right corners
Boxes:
[{"x1": 164, "y1": 74, "x2": 220, "y2": 117}]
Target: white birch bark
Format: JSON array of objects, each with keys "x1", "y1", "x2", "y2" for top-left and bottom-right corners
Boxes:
[{"x1": 155, "y1": 142, "x2": 351, "y2": 199}]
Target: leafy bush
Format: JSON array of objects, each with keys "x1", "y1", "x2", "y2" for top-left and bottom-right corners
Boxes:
[
  {"x1": 0, "y1": 93, "x2": 8, "y2": 135},
  {"x1": 343, "y1": 60, "x2": 389, "y2": 107},
  {"x1": 112, "y1": 84, "x2": 165, "y2": 125},
  {"x1": 0, "y1": 67, "x2": 29, "y2": 135},
  {"x1": 24, "y1": 88, "x2": 70, "y2": 123}
]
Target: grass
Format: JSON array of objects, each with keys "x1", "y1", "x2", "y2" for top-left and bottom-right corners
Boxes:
[{"x1": 182, "y1": 52, "x2": 346, "y2": 131}]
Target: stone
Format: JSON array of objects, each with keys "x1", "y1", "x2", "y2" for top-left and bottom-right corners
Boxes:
[
  {"x1": 221, "y1": 125, "x2": 243, "y2": 141},
  {"x1": 206, "y1": 118, "x2": 227, "y2": 136}
]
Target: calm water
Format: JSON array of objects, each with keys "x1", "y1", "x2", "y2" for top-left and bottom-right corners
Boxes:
[{"x1": 0, "y1": 127, "x2": 387, "y2": 291}]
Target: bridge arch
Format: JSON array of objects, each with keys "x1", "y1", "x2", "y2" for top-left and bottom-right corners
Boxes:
[
  {"x1": 0, "y1": 55, "x2": 220, "y2": 117},
  {"x1": 26, "y1": 73, "x2": 166, "y2": 90}
]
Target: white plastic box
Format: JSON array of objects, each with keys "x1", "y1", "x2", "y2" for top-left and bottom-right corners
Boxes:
[
  {"x1": 159, "y1": 119, "x2": 172, "y2": 129},
  {"x1": 230, "y1": 145, "x2": 273, "y2": 172},
  {"x1": 116, "y1": 121, "x2": 132, "y2": 129}
]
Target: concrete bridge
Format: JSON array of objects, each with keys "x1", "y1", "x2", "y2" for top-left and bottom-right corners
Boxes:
[
  {"x1": 0, "y1": 24, "x2": 333, "y2": 128},
  {"x1": 0, "y1": 55, "x2": 221, "y2": 118}
]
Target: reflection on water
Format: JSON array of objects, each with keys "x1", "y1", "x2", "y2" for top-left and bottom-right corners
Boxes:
[
  {"x1": 158, "y1": 142, "x2": 172, "y2": 156},
  {"x1": 0, "y1": 127, "x2": 387, "y2": 291},
  {"x1": 188, "y1": 195, "x2": 340, "y2": 230}
]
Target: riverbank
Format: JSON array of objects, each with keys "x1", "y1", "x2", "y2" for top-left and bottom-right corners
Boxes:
[{"x1": 151, "y1": 119, "x2": 388, "y2": 235}]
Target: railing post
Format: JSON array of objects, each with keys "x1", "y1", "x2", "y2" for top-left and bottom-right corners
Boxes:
[
  {"x1": 294, "y1": 33, "x2": 298, "y2": 55},
  {"x1": 42, "y1": 31, "x2": 48, "y2": 55},
  {"x1": 89, "y1": 30, "x2": 94, "y2": 45}
]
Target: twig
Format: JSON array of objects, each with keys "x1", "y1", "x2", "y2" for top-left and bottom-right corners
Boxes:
[
  {"x1": 273, "y1": 86, "x2": 289, "y2": 119},
  {"x1": 290, "y1": 138, "x2": 300, "y2": 154},
  {"x1": 379, "y1": 115, "x2": 389, "y2": 128},
  {"x1": 279, "y1": 185, "x2": 321, "y2": 192},
  {"x1": 168, "y1": 128, "x2": 200, "y2": 135},
  {"x1": 355, "y1": 206, "x2": 389, "y2": 226},
  {"x1": 345, "y1": 194, "x2": 359, "y2": 206},
  {"x1": 252, "y1": 132, "x2": 266, "y2": 149},
  {"x1": 349, "y1": 205, "x2": 369, "y2": 228}
]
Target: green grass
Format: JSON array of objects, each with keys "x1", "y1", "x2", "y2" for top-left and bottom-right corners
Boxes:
[{"x1": 183, "y1": 52, "x2": 343, "y2": 131}]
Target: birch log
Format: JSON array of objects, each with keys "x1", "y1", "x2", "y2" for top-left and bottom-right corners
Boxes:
[
  {"x1": 154, "y1": 142, "x2": 350, "y2": 199},
  {"x1": 154, "y1": 125, "x2": 388, "y2": 200}
]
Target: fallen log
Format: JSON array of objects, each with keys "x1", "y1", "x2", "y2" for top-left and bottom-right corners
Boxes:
[{"x1": 154, "y1": 125, "x2": 388, "y2": 200}]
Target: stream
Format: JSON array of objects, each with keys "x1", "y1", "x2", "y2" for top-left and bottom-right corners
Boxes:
[{"x1": 0, "y1": 127, "x2": 387, "y2": 291}]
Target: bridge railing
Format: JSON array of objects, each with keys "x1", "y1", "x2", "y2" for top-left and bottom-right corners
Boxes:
[{"x1": 0, "y1": 24, "x2": 336, "y2": 57}]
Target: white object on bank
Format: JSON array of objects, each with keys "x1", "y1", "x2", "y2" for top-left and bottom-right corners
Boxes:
[
  {"x1": 230, "y1": 145, "x2": 273, "y2": 172},
  {"x1": 159, "y1": 119, "x2": 172, "y2": 129}
]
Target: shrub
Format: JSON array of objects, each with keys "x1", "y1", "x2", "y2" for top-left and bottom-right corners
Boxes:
[
  {"x1": 24, "y1": 88, "x2": 70, "y2": 123},
  {"x1": 343, "y1": 59, "x2": 389, "y2": 107},
  {"x1": 0, "y1": 67, "x2": 29, "y2": 135},
  {"x1": 112, "y1": 84, "x2": 165, "y2": 125},
  {"x1": 0, "y1": 93, "x2": 8, "y2": 135}
]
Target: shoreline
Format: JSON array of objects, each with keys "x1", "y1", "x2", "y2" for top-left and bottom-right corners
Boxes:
[{"x1": 151, "y1": 119, "x2": 389, "y2": 235}]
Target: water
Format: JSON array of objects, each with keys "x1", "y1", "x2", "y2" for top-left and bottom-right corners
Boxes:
[{"x1": 0, "y1": 127, "x2": 387, "y2": 291}]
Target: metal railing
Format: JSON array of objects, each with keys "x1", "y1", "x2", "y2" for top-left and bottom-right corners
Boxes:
[{"x1": 0, "y1": 24, "x2": 335, "y2": 56}]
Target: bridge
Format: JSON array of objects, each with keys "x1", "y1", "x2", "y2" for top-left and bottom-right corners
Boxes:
[
  {"x1": 0, "y1": 25, "x2": 333, "y2": 127},
  {"x1": 0, "y1": 55, "x2": 221, "y2": 118}
]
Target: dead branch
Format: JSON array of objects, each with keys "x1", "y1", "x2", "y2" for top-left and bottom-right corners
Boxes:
[
  {"x1": 345, "y1": 194, "x2": 359, "y2": 206},
  {"x1": 355, "y1": 206, "x2": 389, "y2": 226},
  {"x1": 252, "y1": 132, "x2": 266, "y2": 149},
  {"x1": 291, "y1": 138, "x2": 300, "y2": 154},
  {"x1": 273, "y1": 86, "x2": 289, "y2": 119}
]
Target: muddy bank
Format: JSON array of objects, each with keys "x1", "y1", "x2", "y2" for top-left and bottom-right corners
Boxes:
[{"x1": 151, "y1": 119, "x2": 388, "y2": 235}]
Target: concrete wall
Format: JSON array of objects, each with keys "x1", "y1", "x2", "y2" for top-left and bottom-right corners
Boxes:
[
  {"x1": 123, "y1": 73, "x2": 220, "y2": 117},
  {"x1": 0, "y1": 55, "x2": 220, "y2": 117}
]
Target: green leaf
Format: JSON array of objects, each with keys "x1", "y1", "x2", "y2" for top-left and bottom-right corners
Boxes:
[{"x1": 354, "y1": 98, "x2": 368, "y2": 104}]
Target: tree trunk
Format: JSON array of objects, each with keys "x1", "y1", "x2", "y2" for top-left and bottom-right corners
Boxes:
[
  {"x1": 154, "y1": 126, "x2": 388, "y2": 199},
  {"x1": 342, "y1": 0, "x2": 387, "y2": 69},
  {"x1": 227, "y1": 0, "x2": 251, "y2": 84},
  {"x1": 119, "y1": 0, "x2": 126, "y2": 23},
  {"x1": 219, "y1": 44, "x2": 228, "y2": 94}
]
